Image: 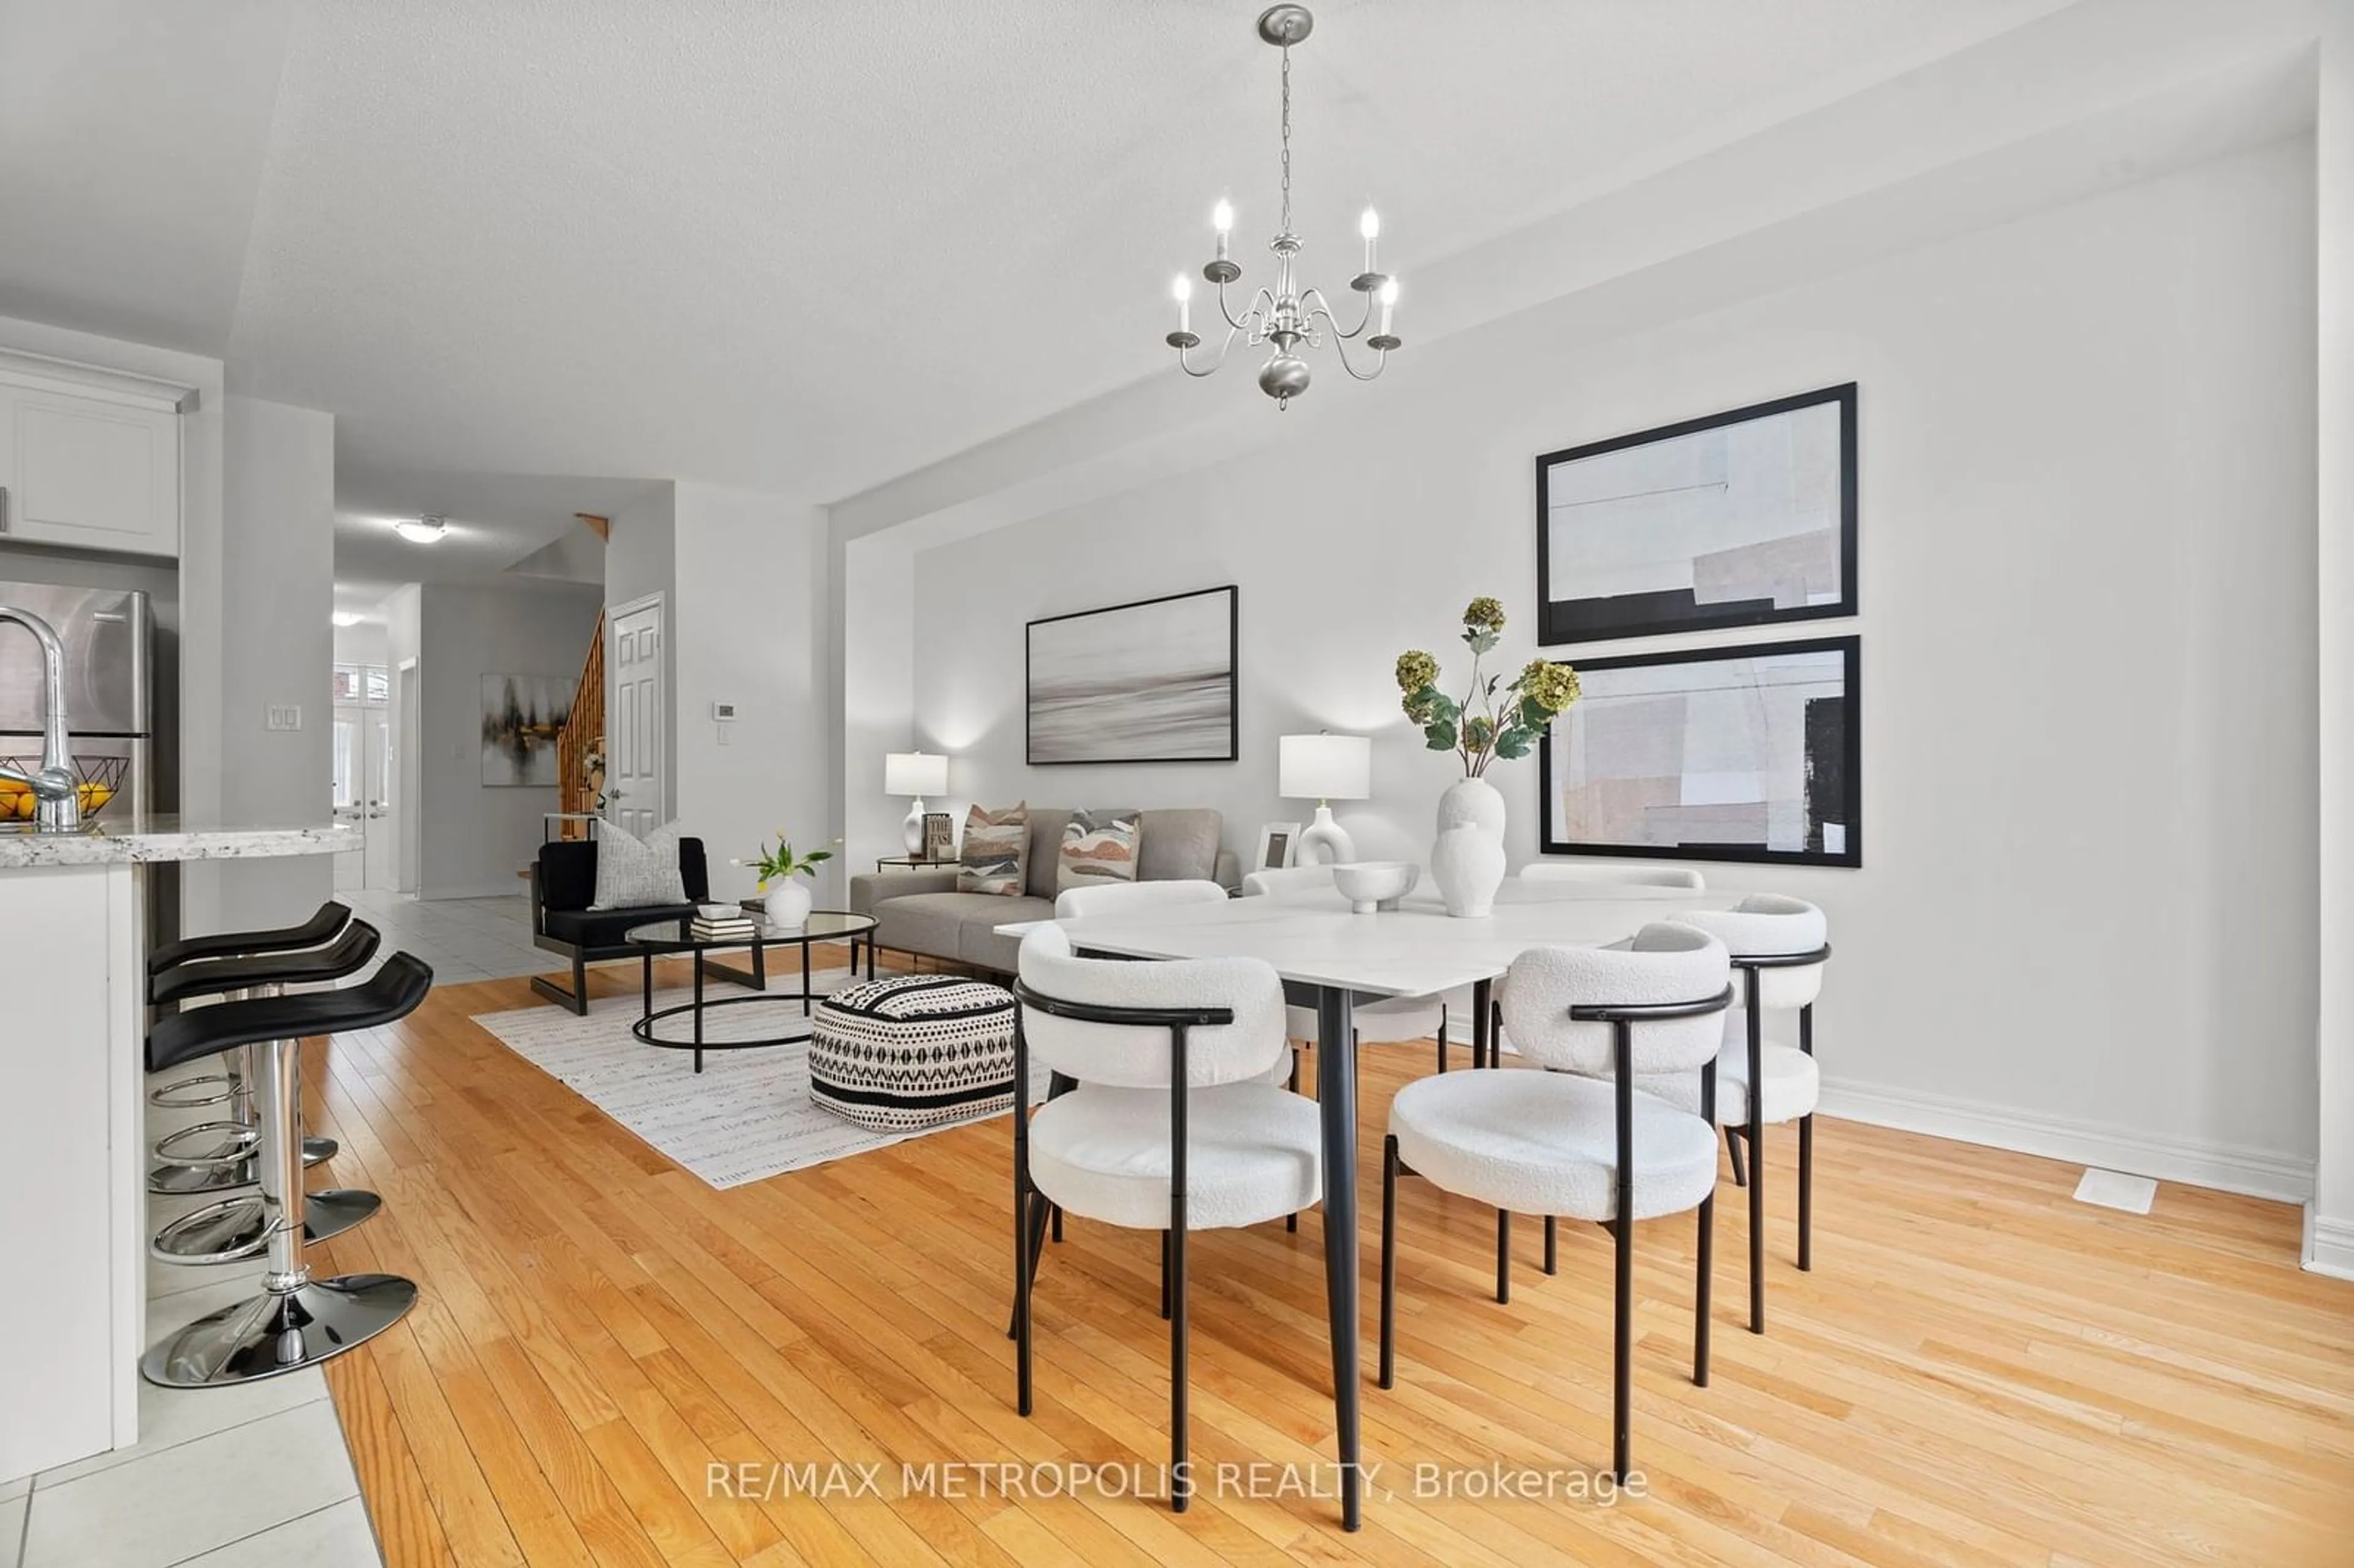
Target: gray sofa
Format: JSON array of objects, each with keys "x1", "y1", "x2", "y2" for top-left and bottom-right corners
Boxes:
[{"x1": 848, "y1": 807, "x2": 1238, "y2": 974}]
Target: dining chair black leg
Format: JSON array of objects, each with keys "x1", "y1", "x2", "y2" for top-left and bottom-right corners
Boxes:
[
  {"x1": 1612, "y1": 1018, "x2": 1636, "y2": 1485},
  {"x1": 1005, "y1": 1183, "x2": 1053, "y2": 1341},
  {"x1": 1379, "y1": 1135, "x2": 1400, "y2": 1390},
  {"x1": 1169, "y1": 1024, "x2": 1191, "y2": 1514},
  {"x1": 1726, "y1": 1125, "x2": 1748, "y2": 1188},
  {"x1": 1746, "y1": 972, "x2": 1766, "y2": 1336},
  {"x1": 1015, "y1": 1188, "x2": 1043, "y2": 1416},
  {"x1": 1799, "y1": 1113, "x2": 1814, "y2": 1272},
  {"x1": 1052, "y1": 1205, "x2": 1063, "y2": 1244},
  {"x1": 1160, "y1": 1230, "x2": 1171, "y2": 1320},
  {"x1": 1495, "y1": 1210, "x2": 1510, "y2": 1304},
  {"x1": 1434, "y1": 1004, "x2": 1449, "y2": 1073},
  {"x1": 1697, "y1": 1056, "x2": 1718, "y2": 1388},
  {"x1": 1543, "y1": 1215, "x2": 1557, "y2": 1276}
]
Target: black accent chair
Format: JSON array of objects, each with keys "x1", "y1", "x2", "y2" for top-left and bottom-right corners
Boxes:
[{"x1": 528, "y1": 835, "x2": 763, "y2": 1012}]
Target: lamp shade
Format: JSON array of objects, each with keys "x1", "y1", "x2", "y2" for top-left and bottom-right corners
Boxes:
[
  {"x1": 885, "y1": 752, "x2": 949, "y2": 797},
  {"x1": 1279, "y1": 734, "x2": 1371, "y2": 801}
]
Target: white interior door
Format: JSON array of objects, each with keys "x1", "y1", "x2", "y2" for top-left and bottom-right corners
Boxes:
[
  {"x1": 363, "y1": 709, "x2": 394, "y2": 888},
  {"x1": 330, "y1": 706, "x2": 364, "y2": 890},
  {"x1": 608, "y1": 597, "x2": 665, "y2": 838}
]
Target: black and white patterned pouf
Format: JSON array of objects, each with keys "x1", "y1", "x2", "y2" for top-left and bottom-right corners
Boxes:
[{"x1": 807, "y1": 974, "x2": 1018, "y2": 1132}]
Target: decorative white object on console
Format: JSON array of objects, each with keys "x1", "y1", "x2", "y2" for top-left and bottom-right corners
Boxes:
[
  {"x1": 885, "y1": 750, "x2": 950, "y2": 856},
  {"x1": 1279, "y1": 733, "x2": 1370, "y2": 866}
]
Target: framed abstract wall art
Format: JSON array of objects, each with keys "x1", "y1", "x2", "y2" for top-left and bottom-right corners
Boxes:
[
  {"x1": 1026, "y1": 586, "x2": 1239, "y2": 765},
  {"x1": 1538, "y1": 636, "x2": 1860, "y2": 867},
  {"x1": 1535, "y1": 383, "x2": 1857, "y2": 646}
]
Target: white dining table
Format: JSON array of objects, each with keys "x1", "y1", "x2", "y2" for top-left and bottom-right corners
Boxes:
[{"x1": 1007, "y1": 878, "x2": 1743, "y2": 1530}]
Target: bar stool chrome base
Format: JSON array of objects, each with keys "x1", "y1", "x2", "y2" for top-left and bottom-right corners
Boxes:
[
  {"x1": 150, "y1": 1073, "x2": 240, "y2": 1109},
  {"x1": 140, "y1": 1273, "x2": 417, "y2": 1388},
  {"x1": 151, "y1": 1188, "x2": 383, "y2": 1265},
  {"x1": 148, "y1": 1134, "x2": 338, "y2": 1195},
  {"x1": 154, "y1": 1119, "x2": 260, "y2": 1166}
]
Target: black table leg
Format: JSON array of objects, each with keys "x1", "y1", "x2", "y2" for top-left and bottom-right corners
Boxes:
[
  {"x1": 693, "y1": 951, "x2": 706, "y2": 1074},
  {"x1": 802, "y1": 941, "x2": 813, "y2": 1016},
  {"x1": 1314, "y1": 983, "x2": 1361, "y2": 1531},
  {"x1": 641, "y1": 951, "x2": 653, "y2": 1022}
]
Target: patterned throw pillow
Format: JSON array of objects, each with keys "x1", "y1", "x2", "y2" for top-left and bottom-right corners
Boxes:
[
  {"x1": 1059, "y1": 809, "x2": 1140, "y2": 894},
  {"x1": 588, "y1": 820, "x2": 687, "y2": 910},
  {"x1": 958, "y1": 802, "x2": 1029, "y2": 896}
]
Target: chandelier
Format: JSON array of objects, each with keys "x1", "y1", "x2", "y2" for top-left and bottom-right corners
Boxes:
[{"x1": 1164, "y1": 5, "x2": 1400, "y2": 408}]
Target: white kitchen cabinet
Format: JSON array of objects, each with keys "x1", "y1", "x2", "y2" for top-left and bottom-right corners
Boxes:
[{"x1": 0, "y1": 373, "x2": 183, "y2": 558}]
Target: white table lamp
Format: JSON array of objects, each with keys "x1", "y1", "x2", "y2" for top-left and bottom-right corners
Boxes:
[
  {"x1": 885, "y1": 751, "x2": 950, "y2": 856},
  {"x1": 1279, "y1": 733, "x2": 1371, "y2": 866}
]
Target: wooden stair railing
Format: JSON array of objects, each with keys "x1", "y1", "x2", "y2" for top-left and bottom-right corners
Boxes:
[{"x1": 555, "y1": 608, "x2": 606, "y2": 840}]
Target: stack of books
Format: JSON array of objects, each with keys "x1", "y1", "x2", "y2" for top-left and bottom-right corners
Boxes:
[{"x1": 689, "y1": 903, "x2": 759, "y2": 943}]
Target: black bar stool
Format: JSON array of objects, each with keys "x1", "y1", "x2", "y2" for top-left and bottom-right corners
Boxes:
[
  {"x1": 142, "y1": 952, "x2": 433, "y2": 1388},
  {"x1": 148, "y1": 907, "x2": 363, "y2": 1195},
  {"x1": 150, "y1": 919, "x2": 387, "y2": 1265},
  {"x1": 145, "y1": 901, "x2": 351, "y2": 1112}
]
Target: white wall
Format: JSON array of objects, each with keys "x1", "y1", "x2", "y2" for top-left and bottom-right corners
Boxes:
[
  {"x1": 907, "y1": 138, "x2": 2321, "y2": 1196},
  {"x1": 2312, "y1": 0, "x2": 2354, "y2": 1275},
  {"x1": 670, "y1": 482, "x2": 830, "y2": 900},
  {"x1": 839, "y1": 532, "x2": 917, "y2": 888},
  {"x1": 414, "y1": 580, "x2": 603, "y2": 899},
  {"x1": 332, "y1": 623, "x2": 389, "y2": 667},
  {"x1": 206, "y1": 395, "x2": 336, "y2": 932}
]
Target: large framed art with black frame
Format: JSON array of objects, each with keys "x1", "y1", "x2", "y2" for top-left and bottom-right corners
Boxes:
[
  {"x1": 1025, "y1": 585, "x2": 1240, "y2": 765},
  {"x1": 1535, "y1": 383, "x2": 1857, "y2": 647},
  {"x1": 1538, "y1": 636, "x2": 1860, "y2": 867}
]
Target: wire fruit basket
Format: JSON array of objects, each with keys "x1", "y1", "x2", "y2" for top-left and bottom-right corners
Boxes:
[{"x1": 0, "y1": 754, "x2": 129, "y2": 820}]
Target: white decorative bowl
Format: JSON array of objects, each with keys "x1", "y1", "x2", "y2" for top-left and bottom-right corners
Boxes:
[{"x1": 1331, "y1": 861, "x2": 1420, "y2": 913}]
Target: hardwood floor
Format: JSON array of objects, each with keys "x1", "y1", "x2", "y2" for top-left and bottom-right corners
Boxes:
[{"x1": 285, "y1": 951, "x2": 2354, "y2": 1567}]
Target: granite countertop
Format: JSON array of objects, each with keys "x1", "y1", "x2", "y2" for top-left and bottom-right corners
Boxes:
[{"x1": 0, "y1": 816, "x2": 360, "y2": 868}]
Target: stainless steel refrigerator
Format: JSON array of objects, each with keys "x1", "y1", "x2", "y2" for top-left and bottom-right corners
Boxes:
[{"x1": 0, "y1": 582, "x2": 156, "y2": 818}]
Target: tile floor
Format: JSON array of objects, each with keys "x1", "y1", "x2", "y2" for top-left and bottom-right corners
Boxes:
[
  {"x1": 4, "y1": 1078, "x2": 383, "y2": 1567},
  {"x1": 342, "y1": 885, "x2": 554, "y2": 983}
]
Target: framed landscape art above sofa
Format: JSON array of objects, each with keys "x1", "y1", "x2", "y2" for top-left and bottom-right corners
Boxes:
[{"x1": 1025, "y1": 586, "x2": 1238, "y2": 764}]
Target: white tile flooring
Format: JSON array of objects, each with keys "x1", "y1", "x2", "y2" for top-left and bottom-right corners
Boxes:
[{"x1": 343, "y1": 884, "x2": 554, "y2": 984}]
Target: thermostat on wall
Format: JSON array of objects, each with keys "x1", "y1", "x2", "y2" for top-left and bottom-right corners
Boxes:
[{"x1": 712, "y1": 701, "x2": 738, "y2": 721}]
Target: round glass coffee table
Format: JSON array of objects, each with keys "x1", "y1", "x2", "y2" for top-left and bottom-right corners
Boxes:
[{"x1": 622, "y1": 909, "x2": 878, "y2": 1072}]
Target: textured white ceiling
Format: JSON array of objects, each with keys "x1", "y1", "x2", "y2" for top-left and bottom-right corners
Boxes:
[{"x1": 6, "y1": 0, "x2": 2079, "y2": 542}]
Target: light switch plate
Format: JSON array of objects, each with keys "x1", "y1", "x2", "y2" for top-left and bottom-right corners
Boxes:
[{"x1": 266, "y1": 704, "x2": 303, "y2": 732}]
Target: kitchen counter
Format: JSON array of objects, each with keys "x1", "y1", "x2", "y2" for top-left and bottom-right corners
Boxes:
[
  {"x1": 0, "y1": 824, "x2": 358, "y2": 1485},
  {"x1": 0, "y1": 815, "x2": 358, "y2": 867}
]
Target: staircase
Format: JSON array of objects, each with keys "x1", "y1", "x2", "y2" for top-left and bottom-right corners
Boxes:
[{"x1": 555, "y1": 608, "x2": 605, "y2": 839}]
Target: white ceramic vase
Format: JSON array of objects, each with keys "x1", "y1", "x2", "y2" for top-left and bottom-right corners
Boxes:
[
  {"x1": 761, "y1": 878, "x2": 813, "y2": 928},
  {"x1": 1431, "y1": 776, "x2": 1507, "y2": 918}
]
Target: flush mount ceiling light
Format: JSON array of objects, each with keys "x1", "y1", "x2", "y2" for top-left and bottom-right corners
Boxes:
[
  {"x1": 394, "y1": 513, "x2": 448, "y2": 544},
  {"x1": 1164, "y1": 4, "x2": 1400, "y2": 408}
]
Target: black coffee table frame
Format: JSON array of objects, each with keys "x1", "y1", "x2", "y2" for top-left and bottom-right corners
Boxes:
[{"x1": 624, "y1": 911, "x2": 879, "y2": 1073}]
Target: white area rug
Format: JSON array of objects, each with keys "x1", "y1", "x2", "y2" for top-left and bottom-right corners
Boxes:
[{"x1": 471, "y1": 965, "x2": 1038, "y2": 1190}]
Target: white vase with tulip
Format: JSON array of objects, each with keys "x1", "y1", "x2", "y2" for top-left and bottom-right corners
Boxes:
[
  {"x1": 734, "y1": 833, "x2": 836, "y2": 930},
  {"x1": 1394, "y1": 596, "x2": 1580, "y2": 919}
]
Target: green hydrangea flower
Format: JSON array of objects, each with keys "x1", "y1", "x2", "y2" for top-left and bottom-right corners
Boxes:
[
  {"x1": 1463, "y1": 596, "x2": 1506, "y2": 633},
  {"x1": 1517, "y1": 659, "x2": 1580, "y2": 714},
  {"x1": 1395, "y1": 649, "x2": 1439, "y2": 693}
]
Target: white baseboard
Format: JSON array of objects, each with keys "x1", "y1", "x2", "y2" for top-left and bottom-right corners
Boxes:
[
  {"x1": 1816, "y1": 1078, "x2": 2314, "y2": 1205},
  {"x1": 2306, "y1": 1210, "x2": 2354, "y2": 1279}
]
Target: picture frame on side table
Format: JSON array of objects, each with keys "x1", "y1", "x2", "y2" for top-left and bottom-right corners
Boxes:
[
  {"x1": 1254, "y1": 821, "x2": 1301, "y2": 872},
  {"x1": 1535, "y1": 382, "x2": 1857, "y2": 646},
  {"x1": 921, "y1": 811, "x2": 956, "y2": 862},
  {"x1": 1539, "y1": 636, "x2": 1861, "y2": 867}
]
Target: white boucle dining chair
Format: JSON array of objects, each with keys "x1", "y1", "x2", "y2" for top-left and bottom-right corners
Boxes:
[
  {"x1": 1009, "y1": 921, "x2": 1321, "y2": 1513},
  {"x1": 1053, "y1": 878, "x2": 1230, "y2": 918},
  {"x1": 1240, "y1": 863, "x2": 1454, "y2": 1074},
  {"x1": 1379, "y1": 921, "x2": 1732, "y2": 1484},
  {"x1": 1642, "y1": 894, "x2": 1829, "y2": 1336},
  {"x1": 1518, "y1": 862, "x2": 1708, "y2": 890}
]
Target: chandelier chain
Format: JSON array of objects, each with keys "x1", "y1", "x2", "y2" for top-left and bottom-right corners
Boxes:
[{"x1": 1278, "y1": 46, "x2": 1292, "y2": 235}]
